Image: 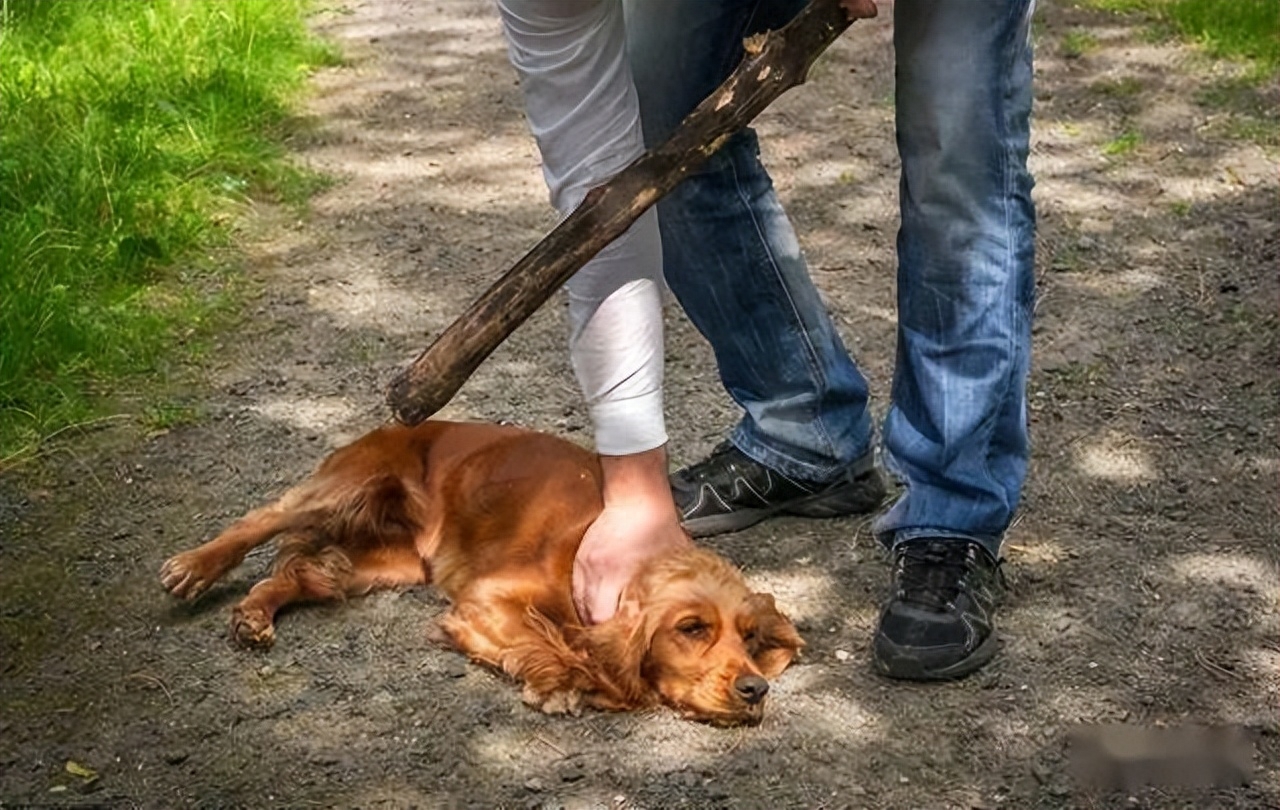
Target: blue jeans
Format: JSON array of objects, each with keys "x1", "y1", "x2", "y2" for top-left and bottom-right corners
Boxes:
[{"x1": 625, "y1": 0, "x2": 1037, "y2": 555}]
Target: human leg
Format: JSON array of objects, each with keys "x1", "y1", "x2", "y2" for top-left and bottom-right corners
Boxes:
[
  {"x1": 872, "y1": 0, "x2": 1037, "y2": 680},
  {"x1": 626, "y1": 0, "x2": 874, "y2": 483},
  {"x1": 624, "y1": 0, "x2": 881, "y2": 534}
]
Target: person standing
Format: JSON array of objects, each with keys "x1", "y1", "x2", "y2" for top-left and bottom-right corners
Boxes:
[{"x1": 496, "y1": 0, "x2": 1037, "y2": 680}]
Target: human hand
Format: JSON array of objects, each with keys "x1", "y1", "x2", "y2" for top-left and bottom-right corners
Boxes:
[
  {"x1": 573, "y1": 501, "x2": 691, "y2": 624},
  {"x1": 572, "y1": 447, "x2": 692, "y2": 624},
  {"x1": 839, "y1": 0, "x2": 879, "y2": 21}
]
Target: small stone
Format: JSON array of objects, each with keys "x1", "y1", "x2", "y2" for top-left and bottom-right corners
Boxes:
[
  {"x1": 834, "y1": 650, "x2": 851, "y2": 662},
  {"x1": 560, "y1": 764, "x2": 585, "y2": 783}
]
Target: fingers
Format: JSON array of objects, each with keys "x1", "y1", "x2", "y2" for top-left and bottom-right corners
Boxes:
[
  {"x1": 571, "y1": 482, "x2": 691, "y2": 625},
  {"x1": 840, "y1": 0, "x2": 879, "y2": 21}
]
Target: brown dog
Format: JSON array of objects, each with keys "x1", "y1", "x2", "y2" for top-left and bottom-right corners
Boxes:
[{"x1": 161, "y1": 420, "x2": 803, "y2": 725}]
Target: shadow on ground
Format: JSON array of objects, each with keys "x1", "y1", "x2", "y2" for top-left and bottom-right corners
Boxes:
[{"x1": 1, "y1": 1, "x2": 1276, "y2": 808}]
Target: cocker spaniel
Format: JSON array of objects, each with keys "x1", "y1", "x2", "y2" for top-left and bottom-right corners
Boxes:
[{"x1": 161, "y1": 421, "x2": 803, "y2": 725}]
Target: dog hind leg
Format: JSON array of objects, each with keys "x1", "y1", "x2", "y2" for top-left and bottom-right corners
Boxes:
[
  {"x1": 230, "y1": 536, "x2": 353, "y2": 649},
  {"x1": 162, "y1": 501, "x2": 300, "y2": 601},
  {"x1": 344, "y1": 545, "x2": 430, "y2": 595},
  {"x1": 161, "y1": 475, "x2": 350, "y2": 601}
]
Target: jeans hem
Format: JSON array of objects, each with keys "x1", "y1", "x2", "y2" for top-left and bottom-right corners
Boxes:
[
  {"x1": 874, "y1": 526, "x2": 1003, "y2": 559},
  {"x1": 730, "y1": 427, "x2": 874, "y2": 486}
]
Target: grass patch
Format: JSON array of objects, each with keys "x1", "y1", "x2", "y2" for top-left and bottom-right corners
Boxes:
[
  {"x1": 0, "y1": 0, "x2": 340, "y2": 463},
  {"x1": 1084, "y1": 0, "x2": 1159, "y2": 11},
  {"x1": 1223, "y1": 116, "x2": 1280, "y2": 147},
  {"x1": 1082, "y1": 0, "x2": 1279, "y2": 77},
  {"x1": 1061, "y1": 28, "x2": 1100, "y2": 59},
  {"x1": 1166, "y1": 0, "x2": 1279, "y2": 75},
  {"x1": 141, "y1": 400, "x2": 202, "y2": 433},
  {"x1": 1102, "y1": 128, "x2": 1143, "y2": 156}
]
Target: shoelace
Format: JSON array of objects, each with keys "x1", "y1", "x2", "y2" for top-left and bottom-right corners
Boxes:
[{"x1": 894, "y1": 542, "x2": 997, "y2": 611}]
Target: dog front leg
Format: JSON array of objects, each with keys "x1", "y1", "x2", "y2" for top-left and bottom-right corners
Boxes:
[
  {"x1": 230, "y1": 543, "x2": 353, "y2": 648},
  {"x1": 437, "y1": 602, "x2": 588, "y2": 715}
]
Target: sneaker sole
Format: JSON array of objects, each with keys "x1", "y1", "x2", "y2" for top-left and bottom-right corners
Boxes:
[
  {"x1": 680, "y1": 473, "x2": 887, "y2": 538},
  {"x1": 870, "y1": 630, "x2": 1000, "y2": 682}
]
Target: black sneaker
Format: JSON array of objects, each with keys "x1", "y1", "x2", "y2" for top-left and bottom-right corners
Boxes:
[
  {"x1": 670, "y1": 442, "x2": 886, "y2": 537},
  {"x1": 872, "y1": 538, "x2": 1006, "y2": 681}
]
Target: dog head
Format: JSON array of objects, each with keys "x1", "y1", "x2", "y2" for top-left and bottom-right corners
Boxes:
[{"x1": 587, "y1": 547, "x2": 804, "y2": 726}]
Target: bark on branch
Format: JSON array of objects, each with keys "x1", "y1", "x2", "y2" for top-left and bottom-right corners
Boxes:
[{"x1": 387, "y1": 0, "x2": 876, "y2": 425}]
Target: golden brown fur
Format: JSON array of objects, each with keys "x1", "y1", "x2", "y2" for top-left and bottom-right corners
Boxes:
[{"x1": 161, "y1": 420, "x2": 803, "y2": 725}]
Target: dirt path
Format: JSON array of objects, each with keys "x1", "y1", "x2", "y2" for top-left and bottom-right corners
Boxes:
[{"x1": 2, "y1": 1, "x2": 1277, "y2": 808}]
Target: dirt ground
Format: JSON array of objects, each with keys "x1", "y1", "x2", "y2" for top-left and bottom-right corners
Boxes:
[{"x1": 2, "y1": 1, "x2": 1277, "y2": 808}]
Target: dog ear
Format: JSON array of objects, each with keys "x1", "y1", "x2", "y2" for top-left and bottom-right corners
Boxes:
[
  {"x1": 581, "y1": 591, "x2": 659, "y2": 710},
  {"x1": 746, "y1": 592, "x2": 805, "y2": 679}
]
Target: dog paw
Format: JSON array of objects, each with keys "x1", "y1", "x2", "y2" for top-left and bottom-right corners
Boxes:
[
  {"x1": 523, "y1": 685, "x2": 582, "y2": 716},
  {"x1": 160, "y1": 551, "x2": 220, "y2": 601},
  {"x1": 230, "y1": 606, "x2": 276, "y2": 649}
]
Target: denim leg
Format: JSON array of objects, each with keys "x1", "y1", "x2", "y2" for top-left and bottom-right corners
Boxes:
[
  {"x1": 624, "y1": 0, "x2": 873, "y2": 483},
  {"x1": 873, "y1": 0, "x2": 1038, "y2": 556}
]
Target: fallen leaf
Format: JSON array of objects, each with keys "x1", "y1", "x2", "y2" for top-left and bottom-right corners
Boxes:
[{"x1": 65, "y1": 760, "x2": 98, "y2": 781}]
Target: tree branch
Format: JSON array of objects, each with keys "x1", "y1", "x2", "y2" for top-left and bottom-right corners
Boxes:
[{"x1": 387, "y1": 0, "x2": 876, "y2": 425}]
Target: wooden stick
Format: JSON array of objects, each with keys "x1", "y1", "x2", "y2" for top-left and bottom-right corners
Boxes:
[{"x1": 387, "y1": 0, "x2": 877, "y2": 425}]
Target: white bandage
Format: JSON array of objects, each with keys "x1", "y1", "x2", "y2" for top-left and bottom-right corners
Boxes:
[{"x1": 498, "y1": 0, "x2": 668, "y2": 455}]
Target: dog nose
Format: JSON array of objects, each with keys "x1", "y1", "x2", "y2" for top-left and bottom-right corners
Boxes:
[{"x1": 735, "y1": 674, "x2": 769, "y2": 705}]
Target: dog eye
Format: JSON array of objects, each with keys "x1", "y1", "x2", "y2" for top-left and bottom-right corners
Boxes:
[
  {"x1": 676, "y1": 618, "x2": 709, "y2": 637},
  {"x1": 742, "y1": 628, "x2": 757, "y2": 643}
]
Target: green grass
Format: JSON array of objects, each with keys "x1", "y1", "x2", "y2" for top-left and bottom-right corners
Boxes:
[
  {"x1": 1083, "y1": 0, "x2": 1280, "y2": 76},
  {"x1": 1102, "y1": 128, "x2": 1144, "y2": 156},
  {"x1": 1084, "y1": 0, "x2": 1159, "y2": 11},
  {"x1": 0, "y1": 0, "x2": 340, "y2": 463},
  {"x1": 1061, "y1": 28, "x2": 1100, "y2": 58},
  {"x1": 1166, "y1": 0, "x2": 1280, "y2": 74}
]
